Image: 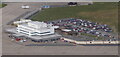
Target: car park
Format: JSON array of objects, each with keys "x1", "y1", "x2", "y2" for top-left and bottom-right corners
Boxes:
[{"x1": 48, "y1": 18, "x2": 114, "y2": 39}]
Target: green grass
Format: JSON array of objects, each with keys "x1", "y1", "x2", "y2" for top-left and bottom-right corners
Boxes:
[
  {"x1": 81, "y1": 33, "x2": 97, "y2": 38},
  {"x1": 31, "y1": 2, "x2": 118, "y2": 33},
  {"x1": 80, "y1": 33, "x2": 104, "y2": 40},
  {"x1": 0, "y1": 3, "x2": 7, "y2": 8}
]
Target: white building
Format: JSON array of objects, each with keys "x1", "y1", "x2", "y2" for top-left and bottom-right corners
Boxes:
[
  {"x1": 16, "y1": 21, "x2": 57, "y2": 36},
  {"x1": 13, "y1": 19, "x2": 32, "y2": 25}
]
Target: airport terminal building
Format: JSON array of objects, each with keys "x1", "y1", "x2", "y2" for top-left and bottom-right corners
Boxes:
[
  {"x1": 17, "y1": 21, "x2": 55, "y2": 36},
  {"x1": 5, "y1": 20, "x2": 61, "y2": 42}
]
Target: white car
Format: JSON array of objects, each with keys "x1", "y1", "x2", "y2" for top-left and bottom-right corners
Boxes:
[{"x1": 21, "y1": 5, "x2": 30, "y2": 9}]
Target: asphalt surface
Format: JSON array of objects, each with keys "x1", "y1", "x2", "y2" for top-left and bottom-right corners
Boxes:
[
  {"x1": 0, "y1": 7, "x2": 2, "y2": 56},
  {"x1": 1, "y1": 2, "x2": 119, "y2": 55}
]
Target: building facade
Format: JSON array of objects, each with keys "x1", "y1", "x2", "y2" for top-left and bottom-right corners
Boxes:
[{"x1": 17, "y1": 21, "x2": 56, "y2": 36}]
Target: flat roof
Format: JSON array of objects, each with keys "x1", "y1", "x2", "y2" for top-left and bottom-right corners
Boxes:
[
  {"x1": 18, "y1": 24, "x2": 51, "y2": 32},
  {"x1": 28, "y1": 21, "x2": 46, "y2": 25}
]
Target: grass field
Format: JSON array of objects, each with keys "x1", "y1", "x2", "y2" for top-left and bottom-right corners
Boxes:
[
  {"x1": 0, "y1": 3, "x2": 7, "y2": 8},
  {"x1": 31, "y1": 2, "x2": 118, "y2": 33}
]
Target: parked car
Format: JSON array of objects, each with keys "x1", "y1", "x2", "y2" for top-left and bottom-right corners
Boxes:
[{"x1": 21, "y1": 5, "x2": 30, "y2": 9}]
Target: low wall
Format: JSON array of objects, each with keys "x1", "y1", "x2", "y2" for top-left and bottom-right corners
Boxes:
[{"x1": 61, "y1": 37, "x2": 120, "y2": 45}]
